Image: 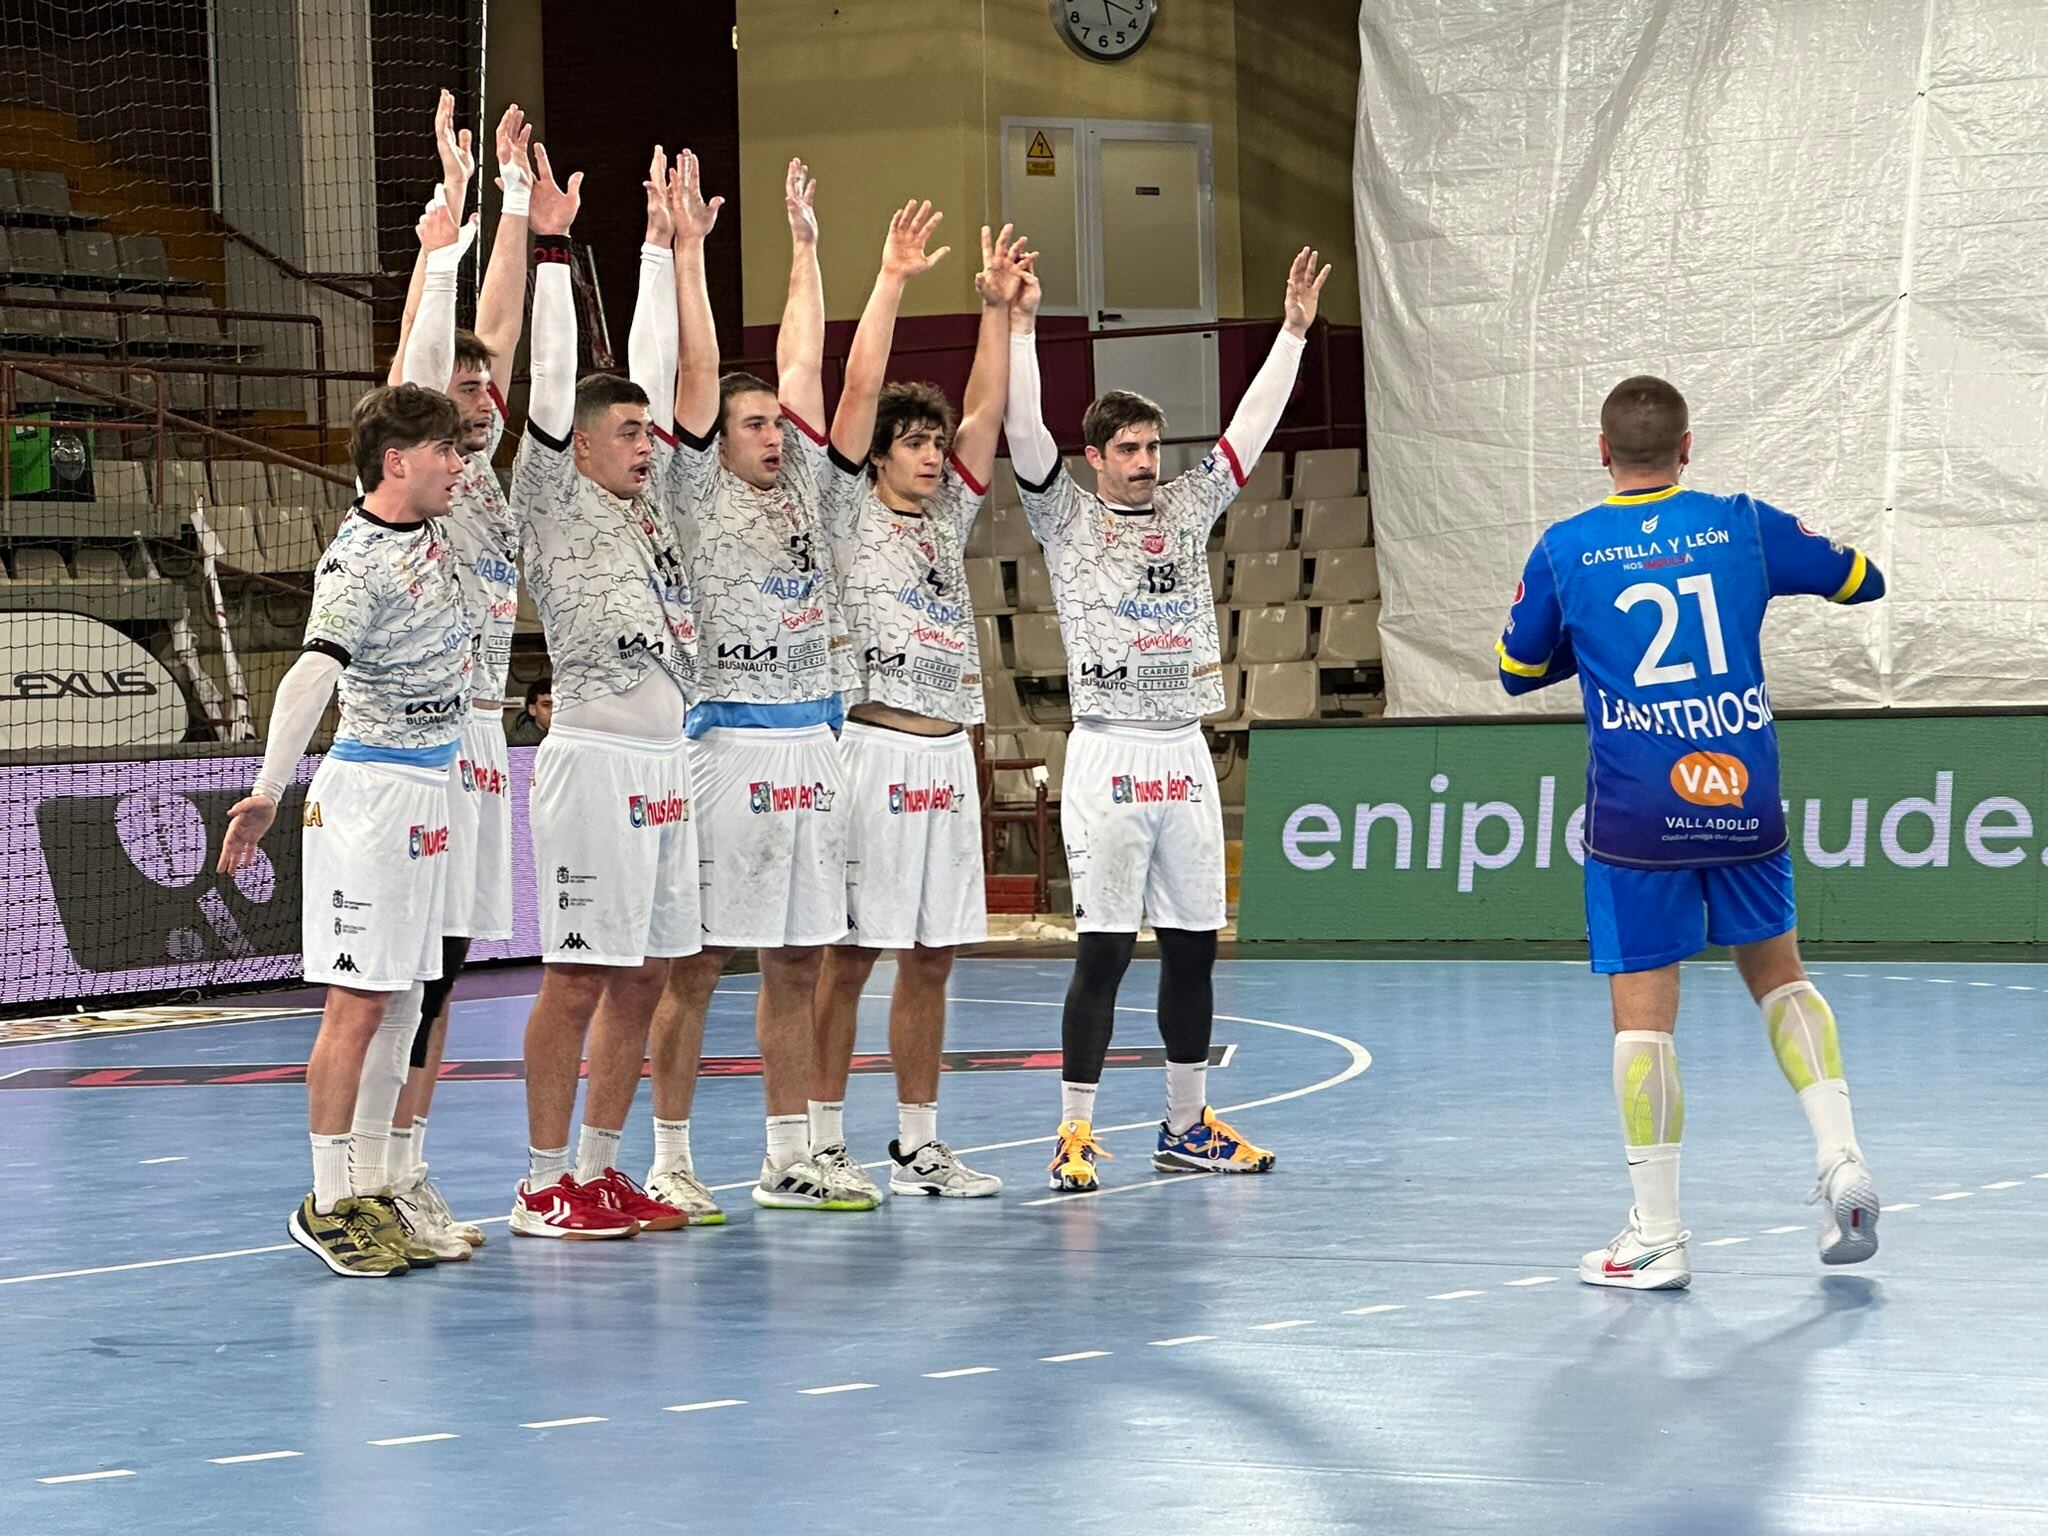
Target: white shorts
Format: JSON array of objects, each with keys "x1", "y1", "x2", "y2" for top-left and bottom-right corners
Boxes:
[
  {"x1": 1061, "y1": 719, "x2": 1226, "y2": 933},
  {"x1": 839, "y1": 722, "x2": 988, "y2": 950},
  {"x1": 301, "y1": 755, "x2": 450, "y2": 991},
  {"x1": 531, "y1": 723, "x2": 701, "y2": 967},
  {"x1": 691, "y1": 723, "x2": 848, "y2": 949},
  {"x1": 444, "y1": 713, "x2": 513, "y2": 940}
]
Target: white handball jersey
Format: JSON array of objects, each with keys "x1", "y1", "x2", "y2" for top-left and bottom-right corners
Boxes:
[
  {"x1": 511, "y1": 423, "x2": 697, "y2": 711},
  {"x1": 303, "y1": 506, "x2": 473, "y2": 750},
  {"x1": 668, "y1": 411, "x2": 859, "y2": 704},
  {"x1": 442, "y1": 383, "x2": 520, "y2": 713},
  {"x1": 823, "y1": 456, "x2": 988, "y2": 723},
  {"x1": 1017, "y1": 441, "x2": 1246, "y2": 721}
]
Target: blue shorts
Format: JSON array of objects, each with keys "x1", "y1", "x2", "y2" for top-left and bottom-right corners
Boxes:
[{"x1": 1583, "y1": 849, "x2": 1796, "y2": 974}]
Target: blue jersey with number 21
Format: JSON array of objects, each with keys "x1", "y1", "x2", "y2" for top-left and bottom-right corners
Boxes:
[{"x1": 1497, "y1": 485, "x2": 1884, "y2": 869}]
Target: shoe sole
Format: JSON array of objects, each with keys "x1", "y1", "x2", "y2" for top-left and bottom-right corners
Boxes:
[
  {"x1": 1577, "y1": 1262, "x2": 1691, "y2": 1291},
  {"x1": 750, "y1": 1187, "x2": 877, "y2": 1211},
  {"x1": 508, "y1": 1213, "x2": 637, "y2": 1240},
  {"x1": 628, "y1": 1212, "x2": 689, "y2": 1232},
  {"x1": 1821, "y1": 1182, "x2": 1880, "y2": 1265},
  {"x1": 889, "y1": 1178, "x2": 1001, "y2": 1198},
  {"x1": 1046, "y1": 1174, "x2": 1097, "y2": 1192},
  {"x1": 1152, "y1": 1150, "x2": 1276, "y2": 1174},
  {"x1": 288, "y1": 1209, "x2": 407, "y2": 1278}
]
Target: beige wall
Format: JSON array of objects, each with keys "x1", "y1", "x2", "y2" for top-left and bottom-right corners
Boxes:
[{"x1": 735, "y1": 1, "x2": 1353, "y2": 328}]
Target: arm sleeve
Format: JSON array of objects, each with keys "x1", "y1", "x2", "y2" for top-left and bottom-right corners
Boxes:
[
  {"x1": 250, "y1": 650, "x2": 343, "y2": 801},
  {"x1": 1002, "y1": 330, "x2": 1061, "y2": 488},
  {"x1": 1221, "y1": 328, "x2": 1308, "y2": 473},
  {"x1": 1497, "y1": 536, "x2": 1577, "y2": 696},
  {"x1": 526, "y1": 243, "x2": 577, "y2": 448},
  {"x1": 399, "y1": 269, "x2": 458, "y2": 392},
  {"x1": 1755, "y1": 500, "x2": 1886, "y2": 603},
  {"x1": 626, "y1": 242, "x2": 678, "y2": 434}
]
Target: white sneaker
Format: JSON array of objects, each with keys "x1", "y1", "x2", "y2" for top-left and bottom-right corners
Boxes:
[
  {"x1": 390, "y1": 1173, "x2": 473, "y2": 1262},
  {"x1": 889, "y1": 1139, "x2": 1002, "y2": 1198},
  {"x1": 752, "y1": 1155, "x2": 876, "y2": 1212},
  {"x1": 811, "y1": 1143, "x2": 886, "y2": 1207},
  {"x1": 1812, "y1": 1154, "x2": 1880, "y2": 1265},
  {"x1": 414, "y1": 1167, "x2": 484, "y2": 1247},
  {"x1": 1579, "y1": 1210, "x2": 1690, "y2": 1290},
  {"x1": 646, "y1": 1166, "x2": 727, "y2": 1227}
]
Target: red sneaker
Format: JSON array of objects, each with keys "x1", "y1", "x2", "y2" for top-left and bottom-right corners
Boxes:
[
  {"x1": 585, "y1": 1167, "x2": 688, "y2": 1232},
  {"x1": 509, "y1": 1174, "x2": 639, "y2": 1240}
]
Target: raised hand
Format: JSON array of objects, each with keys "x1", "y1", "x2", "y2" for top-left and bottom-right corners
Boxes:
[
  {"x1": 493, "y1": 101, "x2": 532, "y2": 187},
  {"x1": 1011, "y1": 253, "x2": 1043, "y2": 326},
  {"x1": 668, "y1": 148, "x2": 725, "y2": 243},
  {"x1": 432, "y1": 88, "x2": 475, "y2": 215},
  {"x1": 216, "y1": 797, "x2": 277, "y2": 876},
  {"x1": 415, "y1": 194, "x2": 466, "y2": 253},
  {"x1": 1283, "y1": 246, "x2": 1332, "y2": 337},
  {"x1": 528, "y1": 143, "x2": 583, "y2": 237},
  {"x1": 974, "y1": 223, "x2": 1034, "y2": 307},
  {"x1": 643, "y1": 144, "x2": 673, "y2": 245},
  {"x1": 881, "y1": 199, "x2": 949, "y2": 282},
  {"x1": 785, "y1": 158, "x2": 819, "y2": 248}
]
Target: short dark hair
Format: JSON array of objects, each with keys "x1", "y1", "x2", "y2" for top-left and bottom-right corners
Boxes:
[
  {"x1": 525, "y1": 675, "x2": 551, "y2": 706},
  {"x1": 1601, "y1": 376, "x2": 1689, "y2": 468},
  {"x1": 1082, "y1": 390, "x2": 1167, "y2": 454},
  {"x1": 351, "y1": 383, "x2": 459, "y2": 491},
  {"x1": 717, "y1": 371, "x2": 779, "y2": 435},
  {"x1": 868, "y1": 381, "x2": 956, "y2": 475},
  {"x1": 452, "y1": 327, "x2": 493, "y2": 374},
  {"x1": 573, "y1": 372, "x2": 650, "y2": 435}
]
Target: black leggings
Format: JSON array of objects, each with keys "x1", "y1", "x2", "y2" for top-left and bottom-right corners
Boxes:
[
  {"x1": 1060, "y1": 927, "x2": 1217, "y2": 1084},
  {"x1": 410, "y1": 936, "x2": 471, "y2": 1068}
]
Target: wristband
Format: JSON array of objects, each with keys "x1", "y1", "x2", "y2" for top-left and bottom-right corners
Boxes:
[
  {"x1": 534, "y1": 234, "x2": 573, "y2": 264},
  {"x1": 499, "y1": 161, "x2": 531, "y2": 218}
]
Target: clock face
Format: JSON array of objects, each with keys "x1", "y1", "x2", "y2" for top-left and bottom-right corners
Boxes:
[{"x1": 1052, "y1": 0, "x2": 1158, "y2": 62}]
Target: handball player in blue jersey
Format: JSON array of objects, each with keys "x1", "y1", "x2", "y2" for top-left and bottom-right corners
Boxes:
[{"x1": 1498, "y1": 376, "x2": 1886, "y2": 1290}]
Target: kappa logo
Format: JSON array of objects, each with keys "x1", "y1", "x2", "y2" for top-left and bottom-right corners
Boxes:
[
  {"x1": 408, "y1": 823, "x2": 449, "y2": 860},
  {"x1": 560, "y1": 933, "x2": 591, "y2": 951},
  {"x1": 332, "y1": 954, "x2": 359, "y2": 974},
  {"x1": 748, "y1": 780, "x2": 837, "y2": 815}
]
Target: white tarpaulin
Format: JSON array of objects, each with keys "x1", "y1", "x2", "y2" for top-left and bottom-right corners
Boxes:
[{"x1": 1353, "y1": 1, "x2": 2048, "y2": 717}]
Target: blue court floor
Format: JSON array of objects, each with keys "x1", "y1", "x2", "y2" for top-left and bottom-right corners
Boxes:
[{"x1": 2, "y1": 955, "x2": 2047, "y2": 1535}]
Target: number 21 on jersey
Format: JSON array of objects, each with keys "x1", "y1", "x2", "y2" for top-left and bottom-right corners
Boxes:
[{"x1": 1614, "y1": 573, "x2": 1727, "y2": 687}]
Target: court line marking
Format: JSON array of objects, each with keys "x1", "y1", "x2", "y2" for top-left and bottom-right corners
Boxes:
[
  {"x1": 209, "y1": 1451, "x2": 301, "y2": 1465},
  {"x1": 1982, "y1": 1181, "x2": 2022, "y2": 1190},
  {"x1": 1041, "y1": 1350, "x2": 1109, "y2": 1363},
  {"x1": 664, "y1": 1399, "x2": 745, "y2": 1413},
  {"x1": 1703, "y1": 1237, "x2": 1748, "y2": 1247},
  {"x1": 1251, "y1": 1319, "x2": 1314, "y2": 1331},
  {"x1": 1149, "y1": 1334, "x2": 1214, "y2": 1347},
  {"x1": 1504, "y1": 1276, "x2": 1558, "y2": 1287},
  {"x1": 368, "y1": 1433, "x2": 456, "y2": 1447},
  {"x1": 1345, "y1": 1305, "x2": 1406, "y2": 1316},
  {"x1": 38, "y1": 1469, "x2": 134, "y2": 1484},
  {"x1": 1760, "y1": 1226, "x2": 1804, "y2": 1235},
  {"x1": 1887, "y1": 1202, "x2": 1919, "y2": 1211},
  {"x1": 138, "y1": 1156, "x2": 186, "y2": 1165},
  {"x1": 1429, "y1": 1290, "x2": 1485, "y2": 1301},
  {"x1": 520, "y1": 1416, "x2": 606, "y2": 1429},
  {"x1": 923, "y1": 1367, "x2": 998, "y2": 1379},
  {"x1": 798, "y1": 1383, "x2": 875, "y2": 1396},
  {"x1": 1930, "y1": 1191, "x2": 1972, "y2": 1200}
]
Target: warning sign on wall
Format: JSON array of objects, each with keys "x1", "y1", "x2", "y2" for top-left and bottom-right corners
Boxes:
[{"x1": 1025, "y1": 130, "x2": 1056, "y2": 177}]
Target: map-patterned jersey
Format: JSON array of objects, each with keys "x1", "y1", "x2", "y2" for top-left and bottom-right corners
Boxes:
[
  {"x1": 1017, "y1": 441, "x2": 1245, "y2": 721},
  {"x1": 303, "y1": 505, "x2": 472, "y2": 749},
  {"x1": 666, "y1": 409, "x2": 859, "y2": 704},
  {"x1": 441, "y1": 382, "x2": 520, "y2": 713},
  {"x1": 510, "y1": 422, "x2": 696, "y2": 711},
  {"x1": 822, "y1": 456, "x2": 987, "y2": 722}
]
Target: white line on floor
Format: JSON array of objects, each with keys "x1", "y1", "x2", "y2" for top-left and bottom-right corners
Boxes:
[
  {"x1": 1428, "y1": 1290, "x2": 1485, "y2": 1301},
  {"x1": 1931, "y1": 1191, "x2": 1973, "y2": 1200},
  {"x1": 923, "y1": 1367, "x2": 998, "y2": 1379},
  {"x1": 38, "y1": 1469, "x2": 134, "y2": 1484},
  {"x1": 1041, "y1": 1350, "x2": 1109, "y2": 1363},
  {"x1": 1888, "y1": 1202, "x2": 1918, "y2": 1211},
  {"x1": 520, "y1": 1417, "x2": 606, "y2": 1429},
  {"x1": 1883, "y1": 975, "x2": 1915, "y2": 981},
  {"x1": 369, "y1": 1433, "x2": 457, "y2": 1447},
  {"x1": 1251, "y1": 1319, "x2": 1314, "y2": 1331},
  {"x1": 1966, "y1": 982, "x2": 1998, "y2": 988},
  {"x1": 1503, "y1": 1276, "x2": 1558, "y2": 1287},
  {"x1": 138, "y1": 1157, "x2": 185, "y2": 1165},
  {"x1": 1345, "y1": 1304, "x2": 1405, "y2": 1316},
  {"x1": 1761, "y1": 1226, "x2": 1805, "y2": 1235},
  {"x1": 664, "y1": 1400, "x2": 745, "y2": 1413},
  {"x1": 1149, "y1": 1335, "x2": 1214, "y2": 1346},
  {"x1": 2006, "y1": 986, "x2": 2036, "y2": 992},
  {"x1": 799, "y1": 1384, "x2": 875, "y2": 1396},
  {"x1": 1703, "y1": 1237, "x2": 1749, "y2": 1247},
  {"x1": 1983, "y1": 1181, "x2": 2022, "y2": 1189},
  {"x1": 1925, "y1": 978, "x2": 1955, "y2": 985},
  {"x1": 209, "y1": 1451, "x2": 301, "y2": 1465}
]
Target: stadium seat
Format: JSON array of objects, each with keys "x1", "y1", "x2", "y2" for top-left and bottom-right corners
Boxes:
[
  {"x1": 1230, "y1": 549, "x2": 1303, "y2": 605},
  {"x1": 264, "y1": 506, "x2": 320, "y2": 571},
  {"x1": 1300, "y1": 495, "x2": 1371, "y2": 551},
  {"x1": 62, "y1": 297, "x2": 117, "y2": 347},
  {"x1": 1014, "y1": 552, "x2": 1054, "y2": 611},
  {"x1": 1291, "y1": 447, "x2": 1361, "y2": 506},
  {"x1": 1317, "y1": 601, "x2": 1383, "y2": 664},
  {"x1": 1208, "y1": 553, "x2": 1226, "y2": 600},
  {"x1": 118, "y1": 300, "x2": 173, "y2": 349},
  {"x1": 0, "y1": 170, "x2": 15, "y2": 213},
  {"x1": 1222, "y1": 498, "x2": 1292, "y2": 553},
  {"x1": 13, "y1": 170, "x2": 73, "y2": 221},
  {"x1": 982, "y1": 666, "x2": 1029, "y2": 728},
  {"x1": 1237, "y1": 604, "x2": 1311, "y2": 664},
  {"x1": 1204, "y1": 664, "x2": 1242, "y2": 725},
  {"x1": 984, "y1": 503, "x2": 1039, "y2": 559},
  {"x1": 211, "y1": 460, "x2": 269, "y2": 506},
  {"x1": 168, "y1": 300, "x2": 226, "y2": 348},
  {"x1": 516, "y1": 584, "x2": 542, "y2": 634},
  {"x1": 1236, "y1": 452, "x2": 1284, "y2": 504},
  {"x1": 71, "y1": 546, "x2": 135, "y2": 583},
  {"x1": 158, "y1": 459, "x2": 207, "y2": 515},
  {"x1": 313, "y1": 505, "x2": 346, "y2": 547},
  {"x1": 1214, "y1": 604, "x2": 1235, "y2": 662},
  {"x1": 117, "y1": 234, "x2": 170, "y2": 287},
  {"x1": 9, "y1": 227, "x2": 66, "y2": 281},
  {"x1": 975, "y1": 613, "x2": 1007, "y2": 670},
  {"x1": 93, "y1": 459, "x2": 149, "y2": 510},
  {"x1": 988, "y1": 459, "x2": 1022, "y2": 509},
  {"x1": 964, "y1": 557, "x2": 1008, "y2": 614},
  {"x1": 63, "y1": 229, "x2": 120, "y2": 287},
  {"x1": 1011, "y1": 612, "x2": 1067, "y2": 675},
  {"x1": 1242, "y1": 660, "x2": 1321, "y2": 722},
  {"x1": 9, "y1": 546, "x2": 68, "y2": 581},
  {"x1": 1, "y1": 284, "x2": 59, "y2": 342},
  {"x1": 1016, "y1": 729, "x2": 1068, "y2": 799},
  {"x1": 1310, "y1": 545, "x2": 1379, "y2": 602},
  {"x1": 200, "y1": 504, "x2": 270, "y2": 573}
]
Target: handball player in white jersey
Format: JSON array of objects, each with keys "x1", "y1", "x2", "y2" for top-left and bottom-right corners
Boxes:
[
  {"x1": 806, "y1": 216, "x2": 1028, "y2": 1200},
  {"x1": 506, "y1": 144, "x2": 706, "y2": 1239},
  {"x1": 1003, "y1": 248, "x2": 1331, "y2": 1192},
  {"x1": 647, "y1": 157, "x2": 872, "y2": 1212},
  {"x1": 218, "y1": 385, "x2": 470, "y2": 1277}
]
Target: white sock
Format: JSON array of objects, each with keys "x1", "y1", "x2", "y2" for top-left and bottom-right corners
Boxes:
[
  {"x1": 1627, "y1": 1144, "x2": 1683, "y2": 1243},
  {"x1": 574, "y1": 1124, "x2": 622, "y2": 1184},
  {"x1": 1799, "y1": 1081, "x2": 1861, "y2": 1174},
  {"x1": 808, "y1": 1099, "x2": 846, "y2": 1151},
  {"x1": 1164, "y1": 1061, "x2": 1207, "y2": 1135},
  {"x1": 897, "y1": 1101, "x2": 938, "y2": 1152},
  {"x1": 650, "y1": 1117, "x2": 692, "y2": 1179},
  {"x1": 765, "y1": 1113, "x2": 809, "y2": 1173},
  {"x1": 348, "y1": 984, "x2": 423, "y2": 1195},
  {"x1": 386, "y1": 1126, "x2": 416, "y2": 1188},
  {"x1": 1060, "y1": 1080, "x2": 1099, "y2": 1126},
  {"x1": 411, "y1": 1115, "x2": 429, "y2": 1167},
  {"x1": 528, "y1": 1144, "x2": 571, "y2": 1186},
  {"x1": 310, "y1": 1132, "x2": 352, "y2": 1214}
]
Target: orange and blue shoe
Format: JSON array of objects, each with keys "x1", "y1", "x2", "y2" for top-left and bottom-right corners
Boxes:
[
  {"x1": 1047, "y1": 1119, "x2": 1112, "y2": 1192},
  {"x1": 1154, "y1": 1107, "x2": 1276, "y2": 1175}
]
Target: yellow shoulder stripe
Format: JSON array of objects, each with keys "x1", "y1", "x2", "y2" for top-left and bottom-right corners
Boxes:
[
  {"x1": 1829, "y1": 549, "x2": 1868, "y2": 603},
  {"x1": 1495, "y1": 639, "x2": 1549, "y2": 678}
]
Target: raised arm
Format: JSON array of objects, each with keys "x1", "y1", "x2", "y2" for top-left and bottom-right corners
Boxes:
[
  {"x1": 1001, "y1": 261, "x2": 1060, "y2": 485},
  {"x1": 389, "y1": 89, "x2": 475, "y2": 386},
  {"x1": 671, "y1": 148, "x2": 725, "y2": 439},
  {"x1": 626, "y1": 145, "x2": 678, "y2": 421},
  {"x1": 398, "y1": 193, "x2": 471, "y2": 391},
  {"x1": 1221, "y1": 247, "x2": 1331, "y2": 470},
  {"x1": 524, "y1": 142, "x2": 583, "y2": 443},
  {"x1": 775, "y1": 158, "x2": 826, "y2": 430},
  {"x1": 472, "y1": 101, "x2": 534, "y2": 369},
  {"x1": 953, "y1": 225, "x2": 1028, "y2": 486},
  {"x1": 830, "y1": 199, "x2": 950, "y2": 462}
]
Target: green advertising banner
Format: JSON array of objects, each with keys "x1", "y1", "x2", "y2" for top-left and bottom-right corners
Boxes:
[{"x1": 1240, "y1": 715, "x2": 2048, "y2": 944}]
